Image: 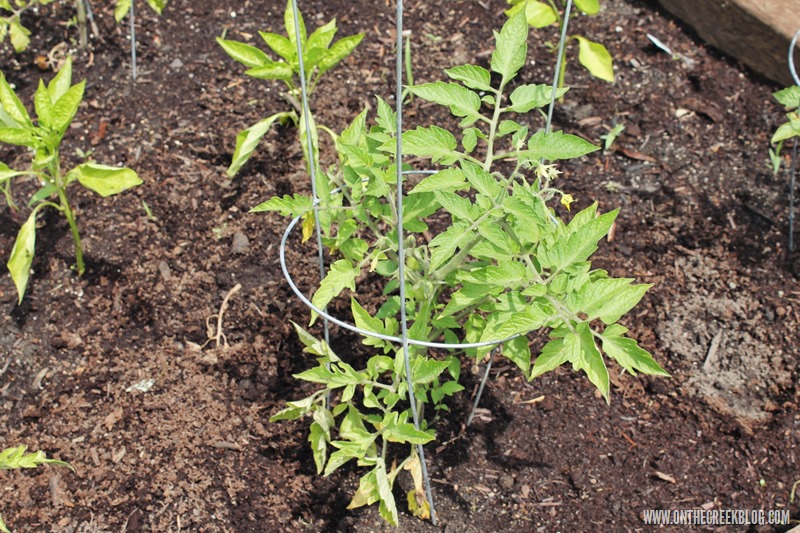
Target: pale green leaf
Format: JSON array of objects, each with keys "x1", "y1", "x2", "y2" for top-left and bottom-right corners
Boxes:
[
  {"x1": 347, "y1": 470, "x2": 379, "y2": 509},
  {"x1": 9, "y1": 17, "x2": 30, "y2": 52},
  {"x1": 574, "y1": 0, "x2": 600, "y2": 15},
  {"x1": 411, "y1": 357, "x2": 450, "y2": 385},
  {"x1": 460, "y1": 262, "x2": 528, "y2": 287},
  {"x1": 227, "y1": 112, "x2": 294, "y2": 176},
  {"x1": 245, "y1": 63, "x2": 294, "y2": 81},
  {"x1": 376, "y1": 460, "x2": 399, "y2": 526},
  {"x1": 71, "y1": 163, "x2": 142, "y2": 197},
  {"x1": 461, "y1": 160, "x2": 500, "y2": 198},
  {"x1": 491, "y1": 10, "x2": 528, "y2": 81},
  {"x1": 518, "y1": 130, "x2": 599, "y2": 162},
  {"x1": 444, "y1": 64, "x2": 493, "y2": 91},
  {"x1": 0, "y1": 70, "x2": 31, "y2": 126},
  {"x1": 7, "y1": 210, "x2": 36, "y2": 304},
  {"x1": 479, "y1": 303, "x2": 550, "y2": 344},
  {"x1": 0, "y1": 127, "x2": 34, "y2": 147},
  {"x1": 318, "y1": 34, "x2": 364, "y2": 74},
  {"x1": 408, "y1": 82, "x2": 482, "y2": 124},
  {"x1": 568, "y1": 322, "x2": 609, "y2": 402},
  {"x1": 51, "y1": 80, "x2": 85, "y2": 133},
  {"x1": 400, "y1": 126, "x2": 461, "y2": 165},
  {"x1": 217, "y1": 38, "x2": 271, "y2": 68},
  {"x1": 145, "y1": 0, "x2": 167, "y2": 15},
  {"x1": 434, "y1": 190, "x2": 474, "y2": 222},
  {"x1": 530, "y1": 336, "x2": 568, "y2": 379},
  {"x1": 250, "y1": 193, "x2": 312, "y2": 217},
  {"x1": 409, "y1": 168, "x2": 467, "y2": 194},
  {"x1": 508, "y1": 83, "x2": 568, "y2": 113},
  {"x1": 114, "y1": 0, "x2": 131, "y2": 22},
  {"x1": 566, "y1": 278, "x2": 652, "y2": 324},
  {"x1": 771, "y1": 118, "x2": 800, "y2": 144},
  {"x1": 538, "y1": 209, "x2": 617, "y2": 271},
  {"x1": 258, "y1": 31, "x2": 295, "y2": 63},
  {"x1": 47, "y1": 55, "x2": 73, "y2": 103},
  {"x1": 385, "y1": 423, "x2": 435, "y2": 445},
  {"x1": 575, "y1": 36, "x2": 615, "y2": 83},
  {"x1": 33, "y1": 80, "x2": 53, "y2": 129},
  {"x1": 311, "y1": 260, "x2": 358, "y2": 322},
  {"x1": 774, "y1": 86, "x2": 800, "y2": 109},
  {"x1": 306, "y1": 19, "x2": 337, "y2": 51},
  {"x1": 283, "y1": 0, "x2": 307, "y2": 48},
  {"x1": 429, "y1": 221, "x2": 471, "y2": 270},
  {"x1": 504, "y1": 335, "x2": 531, "y2": 374},
  {"x1": 523, "y1": 0, "x2": 558, "y2": 28},
  {"x1": 462, "y1": 127, "x2": 478, "y2": 153},
  {"x1": 309, "y1": 421, "x2": 328, "y2": 474},
  {"x1": 601, "y1": 327, "x2": 669, "y2": 377}
]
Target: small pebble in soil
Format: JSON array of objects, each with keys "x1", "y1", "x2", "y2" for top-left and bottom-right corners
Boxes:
[
  {"x1": 170, "y1": 58, "x2": 184, "y2": 70},
  {"x1": 232, "y1": 231, "x2": 250, "y2": 254},
  {"x1": 498, "y1": 474, "x2": 514, "y2": 490}
]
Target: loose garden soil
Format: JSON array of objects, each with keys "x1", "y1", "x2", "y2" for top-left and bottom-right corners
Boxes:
[{"x1": 1, "y1": 0, "x2": 799, "y2": 531}]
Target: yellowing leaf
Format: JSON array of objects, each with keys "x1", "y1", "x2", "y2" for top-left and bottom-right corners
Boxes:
[
  {"x1": 575, "y1": 36, "x2": 615, "y2": 83},
  {"x1": 301, "y1": 211, "x2": 315, "y2": 243}
]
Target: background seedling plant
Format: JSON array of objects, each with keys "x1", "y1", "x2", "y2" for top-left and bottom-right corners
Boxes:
[
  {"x1": 506, "y1": 0, "x2": 614, "y2": 88},
  {"x1": 0, "y1": 445, "x2": 73, "y2": 533},
  {"x1": 0, "y1": 57, "x2": 142, "y2": 302},
  {"x1": 0, "y1": 0, "x2": 53, "y2": 52},
  {"x1": 217, "y1": 0, "x2": 364, "y2": 178},
  {"x1": 261, "y1": 12, "x2": 667, "y2": 524}
]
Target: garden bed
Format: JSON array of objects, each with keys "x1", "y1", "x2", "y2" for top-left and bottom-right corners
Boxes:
[{"x1": 1, "y1": 0, "x2": 798, "y2": 531}]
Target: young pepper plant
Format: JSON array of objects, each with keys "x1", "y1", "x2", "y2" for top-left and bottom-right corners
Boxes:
[
  {"x1": 0, "y1": 445, "x2": 74, "y2": 533},
  {"x1": 506, "y1": 0, "x2": 614, "y2": 87},
  {"x1": 0, "y1": 57, "x2": 142, "y2": 302},
  {"x1": 217, "y1": 0, "x2": 364, "y2": 177},
  {"x1": 259, "y1": 11, "x2": 666, "y2": 524}
]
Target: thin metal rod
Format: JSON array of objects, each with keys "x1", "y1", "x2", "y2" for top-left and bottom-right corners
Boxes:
[
  {"x1": 280, "y1": 212, "x2": 521, "y2": 349},
  {"x1": 466, "y1": 347, "x2": 498, "y2": 426},
  {"x1": 790, "y1": 138, "x2": 797, "y2": 254},
  {"x1": 290, "y1": 0, "x2": 331, "y2": 351},
  {"x1": 544, "y1": 0, "x2": 574, "y2": 136},
  {"x1": 395, "y1": 0, "x2": 436, "y2": 524},
  {"x1": 129, "y1": 0, "x2": 137, "y2": 81}
]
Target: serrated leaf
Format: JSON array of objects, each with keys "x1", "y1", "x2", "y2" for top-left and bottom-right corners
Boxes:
[
  {"x1": 538, "y1": 209, "x2": 617, "y2": 272},
  {"x1": 402, "y1": 191, "x2": 440, "y2": 231},
  {"x1": 460, "y1": 262, "x2": 527, "y2": 286},
  {"x1": 310, "y1": 259, "x2": 358, "y2": 323},
  {"x1": 508, "y1": 83, "x2": 568, "y2": 113},
  {"x1": 250, "y1": 193, "x2": 312, "y2": 216},
  {"x1": 376, "y1": 460, "x2": 398, "y2": 526},
  {"x1": 530, "y1": 336, "x2": 568, "y2": 379},
  {"x1": 434, "y1": 190, "x2": 474, "y2": 222},
  {"x1": 462, "y1": 127, "x2": 478, "y2": 152},
  {"x1": 516, "y1": 130, "x2": 599, "y2": 162},
  {"x1": 575, "y1": 36, "x2": 615, "y2": 83},
  {"x1": 429, "y1": 221, "x2": 471, "y2": 270},
  {"x1": 217, "y1": 38, "x2": 272, "y2": 68},
  {"x1": 491, "y1": 10, "x2": 528, "y2": 81},
  {"x1": 439, "y1": 282, "x2": 499, "y2": 318},
  {"x1": 227, "y1": 112, "x2": 294, "y2": 176},
  {"x1": 568, "y1": 322, "x2": 610, "y2": 402},
  {"x1": 444, "y1": 64, "x2": 493, "y2": 91},
  {"x1": 601, "y1": 329, "x2": 669, "y2": 376},
  {"x1": 774, "y1": 86, "x2": 800, "y2": 109},
  {"x1": 479, "y1": 303, "x2": 550, "y2": 344},
  {"x1": 409, "y1": 168, "x2": 467, "y2": 194},
  {"x1": 319, "y1": 34, "x2": 364, "y2": 74},
  {"x1": 462, "y1": 160, "x2": 500, "y2": 198},
  {"x1": 9, "y1": 18, "x2": 30, "y2": 52},
  {"x1": 70, "y1": 163, "x2": 141, "y2": 197},
  {"x1": 7, "y1": 210, "x2": 36, "y2": 304},
  {"x1": 295, "y1": 361, "x2": 362, "y2": 387},
  {"x1": 504, "y1": 335, "x2": 531, "y2": 374},
  {"x1": 375, "y1": 96, "x2": 396, "y2": 134},
  {"x1": 409, "y1": 82, "x2": 482, "y2": 125},
  {"x1": 348, "y1": 469, "x2": 380, "y2": 509},
  {"x1": 399, "y1": 125, "x2": 461, "y2": 165},
  {"x1": 771, "y1": 117, "x2": 800, "y2": 144},
  {"x1": 411, "y1": 357, "x2": 450, "y2": 385},
  {"x1": 566, "y1": 278, "x2": 652, "y2": 324},
  {"x1": 385, "y1": 423, "x2": 435, "y2": 445}
]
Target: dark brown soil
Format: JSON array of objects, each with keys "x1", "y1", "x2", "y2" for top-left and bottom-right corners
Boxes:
[{"x1": 1, "y1": 0, "x2": 798, "y2": 531}]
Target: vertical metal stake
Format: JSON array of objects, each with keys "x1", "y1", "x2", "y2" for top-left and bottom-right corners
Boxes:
[
  {"x1": 544, "y1": 0, "x2": 574, "y2": 136},
  {"x1": 466, "y1": 347, "x2": 498, "y2": 426},
  {"x1": 290, "y1": 0, "x2": 332, "y2": 400},
  {"x1": 790, "y1": 138, "x2": 797, "y2": 254},
  {"x1": 394, "y1": 0, "x2": 437, "y2": 524},
  {"x1": 129, "y1": 0, "x2": 137, "y2": 81}
]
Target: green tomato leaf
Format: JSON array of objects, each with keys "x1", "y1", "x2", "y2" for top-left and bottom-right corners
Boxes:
[
  {"x1": 434, "y1": 190, "x2": 475, "y2": 222},
  {"x1": 774, "y1": 86, "x2": 800, "y2": 109},
  {"x1": 519, "y1": 130, "x2": 599, "y2": 161},
  {"x1": 408, "y1": 168, "x2": 467, "y2": 194},
  {"x1": 384, "y1": 423, "x2": 435, "y2": 445},
  {"x1": 479, "y1": 303, "x2": 550, "y2": 345},
  {"x1": 504, "y1": 335, "x2": 532, "y2": 374},
  {"x1": 491, "y1": 10, "x2": 528, "y2": 82},
  {"x1": 575, "y1": 36, "x2": 615, "y2": 83},
  {"x1": 376, "y1": 460, "x2": 399, "y2": 526},
  {"x1": 7, "y1": 210, "x2": 36, "y2": 304},
  {"x1": 408, "y1": 82, "x2": 482, "y2": 125},
  {"x1": 399, "y1": 125, "x2": 461, "y2": 165},
  {"x1": 601, "y1": 325, "x2": 669, "y2": 377},
  {"x1": 71, "y1": 163, "x2": 142, "y2": 197},
  {"x1": 9, "y1": 17, "x2": 31, "y2": 52},
  {"x1": 462, "y1": 127, "x2": 478, "y2": 153},
  {"x1": 145, "y1": 0, "x2": 167, "y2": 15},
  {"x1": 411, "y1": 357, "x2": 450, "y2": 385},
  {"x1": 444, "y1": 64, "x2": 493, "y2": 91},
  {"x1": 568, "y1": 322, "x2": 610, "y2": 402},
  {"x1": 348, "y1": 469, "x2": 380, "y2": 509},
  {"x1": 309, "y1": 421, "x2": 328, "y2": 475},
  {"x1": 250, "y1": 193, "x2": 312, "y2": 217},
  {"x1": 530, "y1": 335, "x2": 568, "y2": 379},
  {"x1": 566, "y1": 277, "x2": 652, "y2": 324},
  {"x1": 509, "y1": 83, "x2": 568, "y2": 113},
  {"x1": 538, "y1": 208, "x2": 617, "y2": 272},
  {"x1": 310, "y1": 260, "x2": 358, "y2": 324},
  {"x1": 462, "y1": 160, "x2": 501, "y2": 198},
  {"x1": 217, "y1": 38, "x2": 272, "y2": 68},
  {"x1": 429, "y1": 221, "x2": 472, "y2": 270},
  {"x1": 771, "y1": 115, "x2": 800, "y2": 144}
]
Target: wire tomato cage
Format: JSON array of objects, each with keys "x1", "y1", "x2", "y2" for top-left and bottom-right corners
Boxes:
[
  {"x1": 786, "y1": 28, "x2": 800, "y2": 255},
  {"x1": 282, "y1": 0, "x2": 576, "y2": 523}
]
